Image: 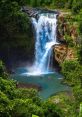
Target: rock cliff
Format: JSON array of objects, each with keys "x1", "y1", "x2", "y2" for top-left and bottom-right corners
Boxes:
[{"x1": 54, "y1": 11, "x2": 78, "y2": 63}]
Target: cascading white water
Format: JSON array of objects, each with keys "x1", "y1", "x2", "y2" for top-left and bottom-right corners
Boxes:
[{"x1": 30, "y1": 13, "x2": 57, "y2": 74}]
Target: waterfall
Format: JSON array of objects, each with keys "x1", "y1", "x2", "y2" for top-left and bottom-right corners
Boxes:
[{"x1": 31, "y1": 13, "x2": 57, "y2": 74}]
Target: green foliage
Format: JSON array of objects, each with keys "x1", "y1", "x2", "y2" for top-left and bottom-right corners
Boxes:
[
  {"x1": 32, "y1": 114, "x2": 39, "y2": 117},
  {"x1": 73, "y1": 86, "x2": 82, "y2": 103},
  {"x1": 78, "y1": 45, "x2": 82, "y2": 64},
  {"x1": 42, "y1": 101, "x2": 63, "y2": 117},
  {"x1": 0, "y1": 77, "x2": 16, "y2": 99},
  {"x1": 61, "y1": 60, "x2": 82, "y2": 116},
  {"x1": 19, "y1": 0, "x2": 82, "y2": 13},
  {"x1": 0, "y1": 91, "x2": 10, "y2": 113},
  {"x1": 49, "y1": 92, "x2": 78, "y2": 117},
  {"x1": 79, "y1": 103, "x2": 82, "y2": 117},
  {"x1": 61, "y1": 60, "x2": 82, "y2": 86},
  {"x1": 65, "y1": 0, "x2": 73, "y2": 9},
  {"x1": 0, "y1": 0, "x2": 34, "y2": 63},
  {"x1": 12, "y1": 98, "x2": 44, "y2": 117},
  {"x1": 64, "y1": 34, "x2": 74, "y2": 47},
  {"x1": 79, "y1": 21, "x2": 82, "y2": 34},
  {"x1": 52, "y1": 0, "x2": 67, "y2": 8},
  {"x1": 14, "y1": 88, "x2": 41, "y2": 106},
  {"x1": 61, "y1": 60, "x2": 79, "y2": 75},
  {"x1": 0, "y1": 61, "x2": 5, "y2": 76},
  {"x1": 0, "y1": 61, "x2": 9, "y2": 79},
  {"x1": 71, "y1": 0, "x2": 82, "y2": 14}
]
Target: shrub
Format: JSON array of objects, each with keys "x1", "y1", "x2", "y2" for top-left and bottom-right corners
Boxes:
[
  {"x1": 61, "y1": 60, "x2": 82, "y2": 86},
  {"x1": 64, "y1": 34, "x2": 74, "y2": 47}
]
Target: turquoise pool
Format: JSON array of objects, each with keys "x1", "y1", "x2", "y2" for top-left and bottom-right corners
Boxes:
[{"x1": 12, "y1": 67, "x2": 69, "y2": 100}]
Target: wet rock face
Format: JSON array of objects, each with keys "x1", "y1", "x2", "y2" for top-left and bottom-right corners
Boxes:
[
  {"x1": 54, "y1": 44, "x2": 77, "y2": 64},
  {"x1": 54, "y1": 45, "x2": 67, "y2": 63}
]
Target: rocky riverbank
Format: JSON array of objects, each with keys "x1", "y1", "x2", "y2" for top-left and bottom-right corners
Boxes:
[{"x1": 16, "y1": 82, "x2": 42, "y2": 91}]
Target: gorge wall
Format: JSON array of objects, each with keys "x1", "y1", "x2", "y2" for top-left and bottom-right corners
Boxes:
[{"x1": 54, "y1": 11, "x2": 78, "y2": 64}]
